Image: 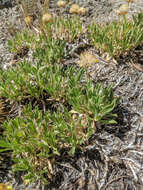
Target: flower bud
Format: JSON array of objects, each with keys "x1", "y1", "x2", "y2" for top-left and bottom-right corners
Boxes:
[
  {"x1": 42, "y1": 13, "x2": 53, "y2": 24},
  {"x1": 69, "y1": 4, "x2": 79, "y2": 14},
  {"x1": 57, "y1": 0, "x2": 66, "y2": 8},
  {"x1": 78, "y1": 7, "x2": 86, "y2": 15}
]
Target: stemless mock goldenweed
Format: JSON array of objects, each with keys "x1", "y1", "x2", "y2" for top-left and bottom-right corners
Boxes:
[
  {"x1": 89, "y1": 12, "x2": 143, "y2": 57},
  {"x1": 3, "y1": 1, "x2": 143, "y2": 186}
]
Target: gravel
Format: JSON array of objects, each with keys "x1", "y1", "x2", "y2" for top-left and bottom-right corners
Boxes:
[
  {"x1": 0, "y1": 1, "x2": 20, "y2": 68},
  {"x1": 0, "y1": 0, "x2": 143, "y2": 190}
]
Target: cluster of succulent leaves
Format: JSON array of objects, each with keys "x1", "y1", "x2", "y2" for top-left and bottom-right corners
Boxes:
[
  {"x1": 89, "y1": 12, "x2": 143, "y2": 57},
  {"x1": 0, "y1": 16, "x2": 119, "y2": 184}
]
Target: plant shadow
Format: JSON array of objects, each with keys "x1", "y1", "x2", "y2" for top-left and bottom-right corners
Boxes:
[{"x1": 101, "y1": 105, "x2": 132, "y2": 139}]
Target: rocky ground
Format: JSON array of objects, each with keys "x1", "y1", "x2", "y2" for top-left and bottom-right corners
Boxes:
[{"x1": 0, "y1": 0, "x2": 143, "y2": 190}]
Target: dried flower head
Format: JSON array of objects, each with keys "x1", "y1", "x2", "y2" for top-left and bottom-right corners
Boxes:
[
  {"x1": 77, "y1": 50, "x2": 98, "y2": 67},
  {"x1": 78, "y1": 7, "x2": 86, "y2": 15},
  {"x1": 57, "y1": 0, "x2": 66, "y2": 8},
  {"x1": 118, "y1": 4, "x2": 129, "y2": 15},
  {"x1": 69, "y1": 4, "x2": 79, "y2": 14},
  {"x1": 42, "y1": 13, "x2": 53, "y2": 24},
  {"x1": 24, "y1": 16, "x2": 33, "y2": 26}
]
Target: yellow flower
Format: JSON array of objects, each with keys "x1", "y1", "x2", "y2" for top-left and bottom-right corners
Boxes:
[
  {"x1": 78, "y1": 7, "x2": 86, "y2": 15},
  {"x1": 57, "y1": 0, "x2": 66, "y2": 8},
  {"x1": 69, "y1": 4, "x2": 79, "y2": 14},
  {"x1": 24, "y1": 16, "x2": 33, "y2": 26},
  {"x1": 42, "y1": 13, "x2": 53, "y2": 24}
]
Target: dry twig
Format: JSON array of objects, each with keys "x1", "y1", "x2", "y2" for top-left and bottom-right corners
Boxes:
[{"x1": 103, "y1": 176, "x2": 131, "y2": 190}]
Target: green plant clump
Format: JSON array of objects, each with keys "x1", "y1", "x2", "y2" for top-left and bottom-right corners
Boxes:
[
  {"x1": 89, "y1": 13, "x2": 143, "y2": 57},
  {"x1": 0, "y1": 64, "x2": 119, "y2": 183},
  {"x1": 0, "y1": 14, "x2": 119, "y2": 185}
]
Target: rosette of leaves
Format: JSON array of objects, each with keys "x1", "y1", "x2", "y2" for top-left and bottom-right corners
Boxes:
[{"x1": 66, "y1": 79, "x2": 119, "y2": 125}]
